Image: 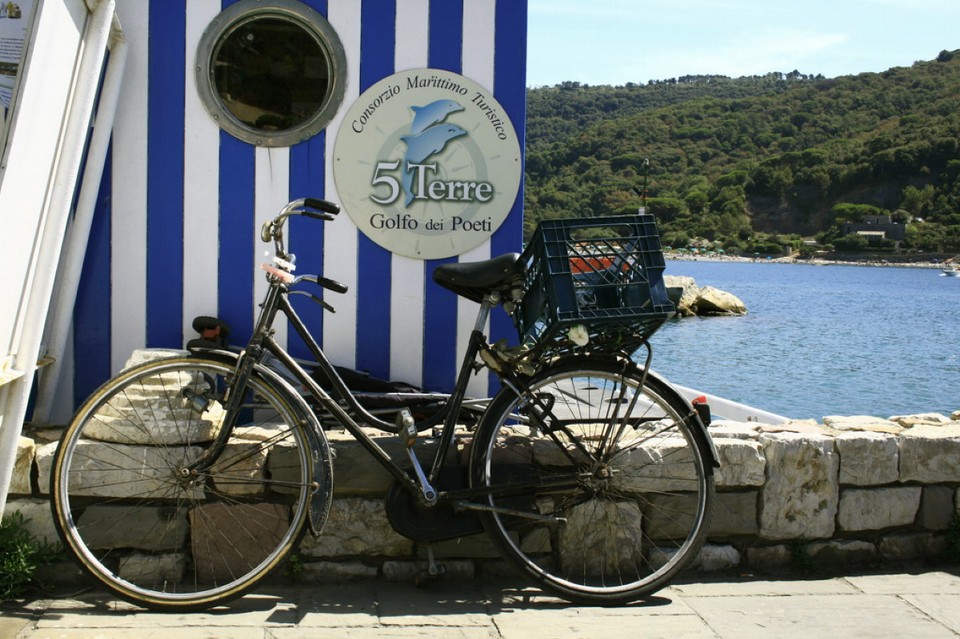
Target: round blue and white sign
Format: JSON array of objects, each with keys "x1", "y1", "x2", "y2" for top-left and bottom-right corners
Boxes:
[{"x1": 334, "y1": 68, "x2": 522, "y2": 259}]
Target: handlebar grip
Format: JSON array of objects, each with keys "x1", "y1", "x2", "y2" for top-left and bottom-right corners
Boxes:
[
  {"x1": 316, "y1": 276, "x2": 348, "y2": 295},
  {"x1": 299, "y1": 274, "x2": 348, "y2": 295},
  {"x1": 304, "y1": 198, "x2": 340, "y2": 214}
]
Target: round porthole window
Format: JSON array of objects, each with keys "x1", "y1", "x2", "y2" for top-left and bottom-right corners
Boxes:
[{"x1": 195, "y1": 0, "x2": 346, "y2": 147}]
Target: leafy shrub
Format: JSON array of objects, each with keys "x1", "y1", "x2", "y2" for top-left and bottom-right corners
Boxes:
[{"x1": 0, "y1": 511, "x2": 61, "y2": 600}]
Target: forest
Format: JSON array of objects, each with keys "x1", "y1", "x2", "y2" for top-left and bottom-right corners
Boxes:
[{"x1": 523, "y1": 50, "x2": 960, "y2": 256}]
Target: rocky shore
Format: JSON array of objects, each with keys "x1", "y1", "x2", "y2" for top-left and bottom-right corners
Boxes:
[{"x1": 666, "y1": 251, "x2": 950, "y2": 270}]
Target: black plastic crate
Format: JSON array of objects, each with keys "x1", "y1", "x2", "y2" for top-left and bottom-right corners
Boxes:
[{"x1": 516, "y1": 215, "x2": 675, "y2": 356}]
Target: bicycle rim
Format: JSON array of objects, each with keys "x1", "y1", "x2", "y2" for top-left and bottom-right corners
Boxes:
[
  {"x1": 471, "y1": 357, "x2": 714, "y2": 603},
  {"x1": 51, "y1": 357, "x2": 313, "y2": 611}
]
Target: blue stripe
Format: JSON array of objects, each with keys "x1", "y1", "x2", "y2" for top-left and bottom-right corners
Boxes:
[
  {"x1": 288, "y1": 132, "x2": 327, "y2": 358},
  {"x1": 73, "y1": 147, "x2": 114, "y2": 406},
  {"x1": 354, "y1": 0, "x2": 397, "y2": 380},
  {"x1": 218, "y1": 132, "x2": 255, "y2": 342},
  {"x1": 284, "y1": 0, "x2": 328, "y2": 359},
  {"x1": 146, "y1": 1, "x2": 186, "y2": 348},
  {"x1": 421, "y1": 0, "x2": 464, "y2": 392},
  {"x1": 479, "y1": 0, "x2": 528, "y2": 391},
  {"x1": 490, "y1": 0, "x2": 528, "y2": 353}
]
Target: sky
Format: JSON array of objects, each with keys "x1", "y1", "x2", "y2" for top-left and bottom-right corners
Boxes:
[{"x1": 526, "y1": 0, "x2": 960, "y2": 87}]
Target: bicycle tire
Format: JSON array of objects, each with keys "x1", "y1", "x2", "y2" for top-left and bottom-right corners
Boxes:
[
  {"x1": 470, "y1": 356, "x2": 715, "y2": 603},
  {"x1": 50, "y1": 355, "x2": 325, "y2": 611}
]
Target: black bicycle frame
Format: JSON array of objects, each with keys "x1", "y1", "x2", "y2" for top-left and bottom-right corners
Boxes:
[{"x1": 236, "y1": 271, "x2": 500, "y2": 502}]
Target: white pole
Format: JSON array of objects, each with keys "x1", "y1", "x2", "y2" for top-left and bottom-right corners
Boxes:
[
  {"x1": 0, "y1": 0, "x2": 117, "y2": 516},
  {"x1": 32, "y1": 20, "x2": 128, "y2": 425}
]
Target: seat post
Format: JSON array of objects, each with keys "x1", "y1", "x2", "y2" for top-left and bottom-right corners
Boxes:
[{"x1": 473, "y1": 291, "x2": 498, "y2": 333}]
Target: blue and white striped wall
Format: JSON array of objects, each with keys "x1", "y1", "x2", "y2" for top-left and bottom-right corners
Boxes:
[{"x1": 68, "y1": 0, "x2": 527, "y2": 411}]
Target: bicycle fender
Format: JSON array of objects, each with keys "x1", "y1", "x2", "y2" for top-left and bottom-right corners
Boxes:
[{"x1": 185, "y1": 348, "x2": 335, "y2": 537}]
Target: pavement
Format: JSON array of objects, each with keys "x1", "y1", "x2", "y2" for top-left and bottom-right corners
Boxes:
[{"x1": 4, "y1": 568, "x2": 960, "y2": 639}]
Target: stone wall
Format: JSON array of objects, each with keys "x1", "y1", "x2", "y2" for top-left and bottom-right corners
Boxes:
[{"x1": 7, "y1": 410, "x2": 960, "y2": 583}]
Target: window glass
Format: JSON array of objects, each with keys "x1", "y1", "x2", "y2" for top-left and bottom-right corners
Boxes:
[{"x1": 196, "y1": 0, "x2": 345, "y2": 147}]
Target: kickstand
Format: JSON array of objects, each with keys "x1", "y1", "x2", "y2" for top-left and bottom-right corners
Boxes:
[{"x1": 414, "y1": 544, "x2": 445, "y2": 586}]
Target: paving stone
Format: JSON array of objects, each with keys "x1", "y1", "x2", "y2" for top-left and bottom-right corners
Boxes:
[{"x1": 686, "y1": 593, "x2": 952, "y2": 639}]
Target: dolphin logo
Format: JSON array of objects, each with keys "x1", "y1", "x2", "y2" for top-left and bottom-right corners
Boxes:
[
  {"x1": 400, "y1": 124, "x2": 467, "y2": 206},
  {"x1": 410, "y1": 100, "x2": 464, "y2": 135}
]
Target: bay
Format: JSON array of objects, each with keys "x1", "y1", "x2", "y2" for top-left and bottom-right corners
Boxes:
[{"x1": 649, "y1": 260, "x2": 960, "y2": 420}]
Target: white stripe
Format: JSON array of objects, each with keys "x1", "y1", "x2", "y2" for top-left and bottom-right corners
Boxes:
[
  {"x1": 389, "y1": 0, "x2": 429, "y2": 386},
  {"x1": 394, "y1": 0, "x2": 428, "y2": 72},
  {"x1": 323, "y1": 0, "x2": 362, "y2": 368},
  {"x1": 111, "y1": 0, "x2": 149, "y2": 372},
  {"x1": 182, "y1": 0, "x2": 221, "y2": 348},
  {"x1": 460, "y1": 0, "x2": 497, "y2": 398},
  {"x1": 254, "y1": 147, "x2": 291, "y2": 348}
]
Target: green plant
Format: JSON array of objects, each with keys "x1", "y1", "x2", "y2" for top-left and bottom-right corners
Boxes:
[
  {"x1": 0, "y1": 511, "x2": 62, "y2": 600},
  {"x1": 284, "y1": 552, "x2": 305, "y2": 580}
]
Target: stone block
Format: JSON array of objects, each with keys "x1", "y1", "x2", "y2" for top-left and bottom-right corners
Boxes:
[
  {"x1": 900, "y1": 424, "x2": 960, "y2": 483},
  {"x1": 891, "y1": 413, "x2": 953, "y2": 427},
  {"x1": 119, "y1": 553, "x2": 186, "y2": 583},
  {"x1": 805, "y1": 539, "x2": 877, "y2": 564},
  {"x1": 618, "y1": 437, "x2": 702, "y2": 493},
  {"x1": 300, "y1": 497, "x2": 413, "y2": 558},
  {"x1": 823, "y1": 415, "x2": 902, "y2": 434},
  {"x1": 34, "y1": 441, "x2": 56, "y2": 494},
  {"x1": 209, "y1": 438, "x2": 268, "y2": 496},
  {"x1": 835, "y1": 431, "x2": 899, "y2": 486},
  {"x1": 76, "y1": 504, "x2": 189, "y2": 550},
  {"x1": 427, "y1": 533, "x2": 502, "y2": 559},
  {"x1": 713, "y1": 438, "x2": 765, "y2": 487},
  {"x1": 10, "y1": 436, "x2": 35, "y2": 495},
  {"x1": 879, "y1": 532, "x2": 947, "y2": 560},
  {"x1": 382, "y1": 559, "x2": 474, "y2": 581},
  {"x1": 299, "y1": 561, "x2": 378, "y2": 582},
  {"x1": 643, "y1": 492, "x2": 702, "y2": 540},
  {"x1": 710, "y1": 491, "x2": 759, "y2": 537},
  {"x1": 696, "y1": 544, "x2": 741, "y2": 571},
  {"x1": 123, "y1": 348, "x2": 189, "y2": 369},
  {"x1": 758, "y1": 432, "x2": 838, "y2": 540},
  {"x1": 707, "y1": 421, "x2": 760, "y2": 440},
  {"x1": 918, "y1": 485, "x2": 954, "y2": 531},
  {"x1": 838, "y1": 487, "x2": 921, "y2": 531},
  {"x1": 558, "y1": 499, "x2": 643, "y2": 577},
  {"x1": 326, "y1": 432, "x2": 441, "y2": 496},
  {"x1": 745, "y1": 544, "x2": 791, "y2": 568},
  {"x1": 36, "y1": 439, "x2": 203, "y2": 499},
  {"x1": 190, "y1": 502, "x2": 291, "y2": 583}
]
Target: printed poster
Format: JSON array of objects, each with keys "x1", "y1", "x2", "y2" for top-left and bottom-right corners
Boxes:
[{"x1": 0, "y1": 1, "x2": 35, "y2": 108}]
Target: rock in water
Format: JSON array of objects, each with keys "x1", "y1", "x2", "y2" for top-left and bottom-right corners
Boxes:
[{"x1": 695, "y1": 286, "x2": 747, "y2": 316}]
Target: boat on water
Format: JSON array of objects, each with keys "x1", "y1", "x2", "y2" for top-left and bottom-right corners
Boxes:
[{"x1": 943, "y1": 266, "x2": 960, "y2": 277}]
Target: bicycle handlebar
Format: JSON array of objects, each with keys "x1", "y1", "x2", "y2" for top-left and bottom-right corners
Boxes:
[{"x1": 260, "y1": 198, "x2": 340, "y2": 243}]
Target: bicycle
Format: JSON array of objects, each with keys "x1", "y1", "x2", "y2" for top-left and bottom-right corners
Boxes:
[{"x1": 50, "y1": 198, "x2": 718, "y2": 611}]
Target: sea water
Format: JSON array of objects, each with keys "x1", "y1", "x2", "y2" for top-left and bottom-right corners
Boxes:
[{"x1": 649, "y1": 260, "x2": 960, "y2": 420}]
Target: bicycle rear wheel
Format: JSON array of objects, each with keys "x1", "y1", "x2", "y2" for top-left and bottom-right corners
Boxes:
[
  {"x1": 470, "y1": 356, "x2": 715, "y2": 603},
  {"x1": 50, "y1": 356, "x2": 324, "y2": 611}
]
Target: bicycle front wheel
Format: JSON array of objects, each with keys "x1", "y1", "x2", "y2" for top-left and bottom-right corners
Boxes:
[
  {"x1": 470, "y1": 356, "x2": 715, "y2": 604},
  {"x1": 50, "y1": 356, "x2": 321, "y2": 611}
]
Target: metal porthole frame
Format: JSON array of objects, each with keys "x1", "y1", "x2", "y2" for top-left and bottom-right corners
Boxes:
[{"x1": 194, "y1": 0, "x2": 347, "y2": 147}]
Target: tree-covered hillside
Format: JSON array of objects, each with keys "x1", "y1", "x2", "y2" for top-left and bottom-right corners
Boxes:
[{"x1": 524, "y1": 51, "x2": 960, "y2": 255}]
